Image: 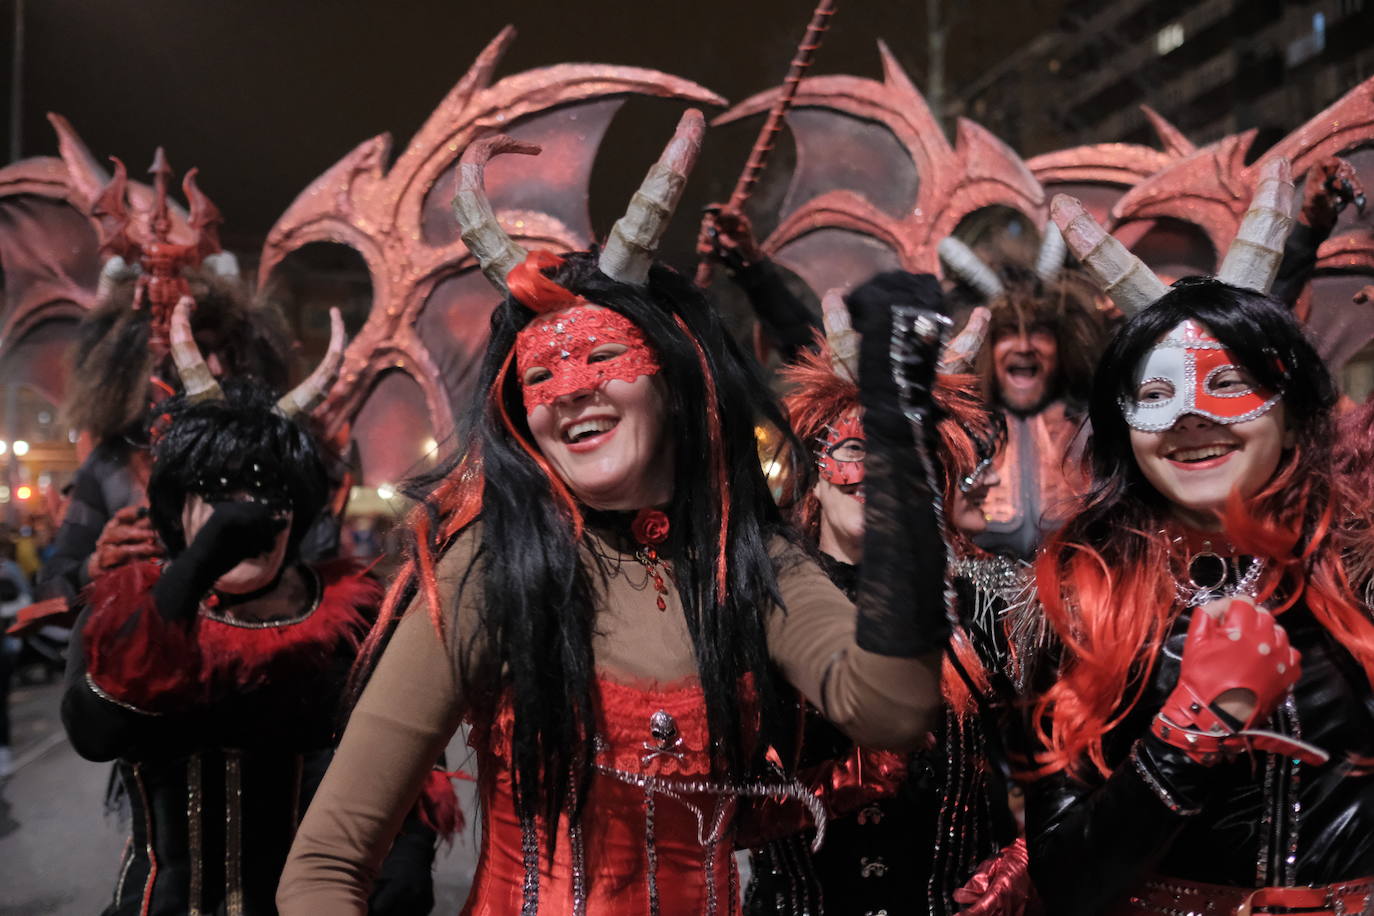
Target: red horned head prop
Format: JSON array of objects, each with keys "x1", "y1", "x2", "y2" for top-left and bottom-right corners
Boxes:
[{"x1": 91, "y1": 148, "x2": 226, "y2": 357}]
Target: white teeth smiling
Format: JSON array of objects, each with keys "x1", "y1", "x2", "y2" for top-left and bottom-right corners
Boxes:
[
  {"x1": 565, "y1": 418, "x2": 617, "y2": 443},
  {"x1": 1169, "y1": 444, "x2": 1234, "y2": 463}
]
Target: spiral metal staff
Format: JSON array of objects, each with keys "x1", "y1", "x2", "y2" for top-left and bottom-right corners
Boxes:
[{"x1": 694, "y1": 0, "x2": 837, "y2": 287}]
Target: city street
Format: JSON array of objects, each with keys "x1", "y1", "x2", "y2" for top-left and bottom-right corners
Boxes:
[{"x1": 0, "y1": 677, "x2": 480, "y2": 915}]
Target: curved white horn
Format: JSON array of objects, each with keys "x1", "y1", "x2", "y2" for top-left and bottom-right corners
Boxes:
[
  {"x1": 937, "y1": 237, "x2": 1004, "y2": 299},
  {"x1": 939, "y1": 306, "x2": 991, "y2": 374},
  {"x1": 96, "y1": 256, "x2": 137, "y2": 302},
  {"x1": 1034, "y1": 221, "x2": 1067, "y2": 282},
  {"x1": 821, "y1": 288, "x2": 859, "y2": 380},
  {"x1": 169, "y1": 296, "x2": 224, "y2": 402},
  {"x1": 599, "y1": 109, "x2": 706, "y2": 286},
  {"x1": 1216, "y1": 158, "x2": 1296, "y2": 294},
  {"x1": 201, "y1": 251, "x2": 240, "y2": 279},
  {"x1": 452, "y1": 135, "x2": 539, "y2": 293},
  {"x1": 1051, "y1": 195, "x2": 1170, "y2": 316},
  {"x1": 278, "y1": 307, "x2": 346, "y2": 417}
]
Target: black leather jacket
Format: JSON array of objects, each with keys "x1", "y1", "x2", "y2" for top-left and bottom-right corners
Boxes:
[{"x1": 1027, "y1": 602, "x2": 1374, "y2": 915}]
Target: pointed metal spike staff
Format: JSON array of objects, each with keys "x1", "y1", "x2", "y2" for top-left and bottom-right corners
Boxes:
[
  {"x1": 148, "y1": 147, "x2": 174, "y2": 242},
  {"x1": 694, "y1": 0, "x2": 837, "y2": 287}
]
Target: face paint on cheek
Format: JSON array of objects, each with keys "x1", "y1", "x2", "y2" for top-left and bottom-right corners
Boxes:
[
  {"x1": 515, "y1": 306, "x2": 662, "y2": 411},
  {"x1": 1120, "y1": 319, "x2": 1282, "y2": 432},
  {"x1": 818, "y1": 413, "x2": 866, "y2": 486}
]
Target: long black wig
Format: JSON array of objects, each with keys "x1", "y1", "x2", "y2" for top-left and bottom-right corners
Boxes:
[{"x1": 402, "y1": 250, "x2": 808, "y2": 838}]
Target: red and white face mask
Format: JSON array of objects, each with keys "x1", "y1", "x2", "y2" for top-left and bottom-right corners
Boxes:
[
  {"x1": 1121, "y1": 319, "x2": 1282, "y2": 432},
  {"x1": 817, "y1": 411, "x2": 866, "y2": 486},
  {"x1": 515, "y1": 305, "x2": 662, "y2": 412}
]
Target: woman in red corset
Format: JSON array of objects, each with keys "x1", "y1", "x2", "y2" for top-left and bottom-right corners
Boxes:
[{"x1": 279, "y1": 110, "x2": 959, "y2": 915}]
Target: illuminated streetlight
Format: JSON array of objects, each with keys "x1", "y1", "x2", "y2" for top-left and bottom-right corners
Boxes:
[
  {"x1": 12, "y1": 440, "x2": 29, "y2": 457},
  {"x1": 16, "y1": 485, "x2": 32, "y2": 501}
]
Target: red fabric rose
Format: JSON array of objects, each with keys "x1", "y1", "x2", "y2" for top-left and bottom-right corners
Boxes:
[{"x1": 631, "y1": 508, "x2": 670, "y2": 546}]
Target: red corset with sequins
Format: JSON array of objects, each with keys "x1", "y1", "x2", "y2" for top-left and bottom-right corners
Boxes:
[{"x1": 462, "y1": 677, "x2": 815, "y2": 916}]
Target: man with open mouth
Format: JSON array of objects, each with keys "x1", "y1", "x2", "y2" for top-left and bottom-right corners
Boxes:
[{"x1": 940, "y1": 247, "x2": 1111, "y2": 561}]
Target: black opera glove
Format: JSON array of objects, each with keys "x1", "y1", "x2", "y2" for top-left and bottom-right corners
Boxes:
[
  {"x1": 844, "y1": 271, "x2": 954, "y2": 657},
  {"x1": 152, "y1": 501, "x2": 286, "y2": 622},
  {"x1": 845, "y1": 271, "x2": 948, "y2": 445}
]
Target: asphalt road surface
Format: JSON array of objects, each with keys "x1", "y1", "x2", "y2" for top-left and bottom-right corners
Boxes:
[{"x1": 0, "y1": 676, "x2": 480, "y2": 915}]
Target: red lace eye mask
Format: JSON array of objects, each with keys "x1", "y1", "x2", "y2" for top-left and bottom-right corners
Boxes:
[{"x1": 515, "y1": 306, "x2": 662, "y2": 411}]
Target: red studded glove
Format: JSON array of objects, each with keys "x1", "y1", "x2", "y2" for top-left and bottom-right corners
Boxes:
[{"x1": 1153, "y1": 598, "x2": 1326, "y2": 766}]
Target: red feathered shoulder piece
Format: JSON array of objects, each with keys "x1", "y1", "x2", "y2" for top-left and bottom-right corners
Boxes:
[
  {"x1": 82, "y1": 559, "x2": 381, "y2": 713},
  {"x1": 83, "y1": 561, "x2": 202, "y2": 712}
]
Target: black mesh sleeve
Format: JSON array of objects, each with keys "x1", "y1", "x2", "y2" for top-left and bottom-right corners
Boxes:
[
  {"x1": 732, "y1": 260, "x2": 823, "y2": 364},
  {"x1": 845, "y1": 272, "x2": 952, "y2": 657}
]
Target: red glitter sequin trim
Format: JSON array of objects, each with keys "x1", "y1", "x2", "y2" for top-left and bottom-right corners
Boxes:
[{"x1": 515, "y1": 306, "x2": 662, "y2": 411}]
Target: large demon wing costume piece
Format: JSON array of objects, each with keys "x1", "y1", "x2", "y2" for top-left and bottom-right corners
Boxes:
[
  {"x1": 713, "y1": 42, "x2": 1045, "y2": 299},
  {"x1": 258, "y1": 27, "x2": 723, "y2": 486},
  {"x1": 1104, "y1": 77, "x2": 1374, "y2": 372},
  {"x1": 1027, "y1": 104, "x2": 1194, "y2": 228},
  {"x1": 0, "y1": 115, "x2": 208, "y2": 404}
]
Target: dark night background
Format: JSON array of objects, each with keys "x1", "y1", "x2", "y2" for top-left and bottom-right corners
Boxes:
[{"x1": 0, "y1": 0, "x2": 1064, "y2": 263}]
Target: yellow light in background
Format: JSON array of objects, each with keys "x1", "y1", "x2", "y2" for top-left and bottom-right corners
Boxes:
[
  {"x1": 16, "y1": 485, "x2": 32, "y2": 501},
  {"x1": 0, "y1": 441, "x2": 8, "y2": 455},
  {"x1": 12, "y1": 440, "x2": 29, "y2": 457}
]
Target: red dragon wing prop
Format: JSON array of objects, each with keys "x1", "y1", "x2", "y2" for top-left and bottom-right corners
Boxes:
[
  {"x1": 1108, "y1": 76, "x2": 1374, "y2": 372},
  {"x1": 713, "y1": 41, "x2": 1044, "y2": 300},
  {"x1": 0, "y1": 116, "x2": 198, "y2": 404},
  {"x1": 1027, "y1": 104, "x2": 1193, "y2": 229},
  {"x1": 258, "y1": 27, "x2": 724, "y2": 487}
]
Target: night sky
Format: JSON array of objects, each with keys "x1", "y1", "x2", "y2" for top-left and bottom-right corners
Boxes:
[{"x1": 3, "y1": 0, "x2": 1064, "y2": 262}]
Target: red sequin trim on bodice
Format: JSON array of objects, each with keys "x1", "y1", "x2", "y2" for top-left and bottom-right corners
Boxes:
[{"x1": 462, "y1": 677, "x2": 742, "y2": 916}]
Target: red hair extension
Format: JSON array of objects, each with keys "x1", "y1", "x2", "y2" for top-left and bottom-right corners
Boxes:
[
  {"x1": 779, "y1": 334, "x2": 860, "y2": 539},
  {"x1": 149, "y1": 376, "x2": 177, "y2": 402},
  {"x1": 507, "y1": 250, "x2": 589, "y2": 314},
  {"x1": 490, "y1": 346, "x2": 585, "y2": 541},
  {"x1": 674, "y1": 314, "x2": 730, "y2": 598},
  {"x1": 942, "y1": 627, "x2": 991, "y2": 716},
  {"x1": 412, "y1": 508, "x2": 445, "y2": 635},
  {"x1": 1033, "y1": 533, "x2": 1175, "y2": 776}
]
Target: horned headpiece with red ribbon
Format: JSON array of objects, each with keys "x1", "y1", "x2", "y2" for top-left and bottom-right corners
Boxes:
[{"x1": 454, "y1": 108, "x2": 706, "y2": 298}]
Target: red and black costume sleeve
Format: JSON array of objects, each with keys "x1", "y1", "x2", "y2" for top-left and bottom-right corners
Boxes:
[
  {"x1": 60, "y1": 559, "x2": 378, "y2": 762},
  {"x1": 729, "y1": 259, "x2": 823, "y2": 364}
]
